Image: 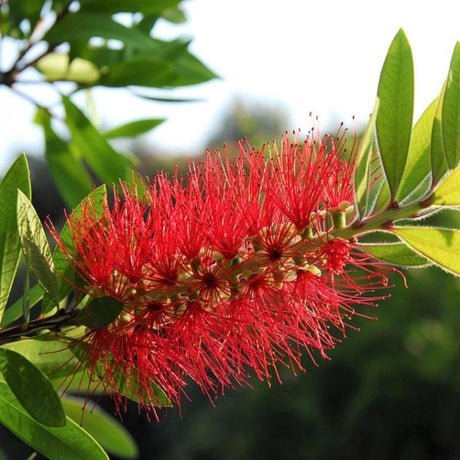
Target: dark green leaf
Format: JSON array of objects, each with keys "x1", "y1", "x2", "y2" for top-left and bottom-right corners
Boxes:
[
  {"x1": 393, "y1": 226, "x2": 460, "y2": 276},
  {"x1": 79, "y1": 0, "x2": 180, "y2": 14},
  {"x1": 63, "y1": 96, "x2": 133, "y2": 183},
  {"x1": 35, "y1": 107, "x2": 93, "y2": 208},
  {"x1": 0, "y1": 348, "x2": 65, "y2": 427},
  {"x1": 104, "y1": 118, "x2": 164, "y2": 139},
  {"x1": 357, "y1": 242, "x2": 430, "y2": 267},
  {"x1": 2, "y1": 339, "x2": 78, "y2": 381},
  {"x1": 74, "y1": 297, "x2": 124, "y2": 329},
  {"x1": 17, "y1": 191, "x2": 59, "y2": 306},
  {"x1": 6, "y1": 0, "x2": 43, "y2": 37},
  {"x1": 376, "y1": 29, "x2": 414, "y2": 201},
  {"x1": 99, "y1": 57, "x2": 173, "y2": 87},
  {"x1": 0, "y1": 154, "x2": 31, "y2": 322},
  {"x1": 432, "y1": 167, "x2": 460, "y2": 206},
  {"x1": 442, "y1": 42, "x2": 460, "y2": 169},
  {"x1": 44, "y1": 12, "x2": 159, "y2": 49},
  {"x1": 0, "y1": 381, "x2": 109, "y2": 460},
  {"x1": 62, "y1": 396, "x2": 138, "y2": 458},
  {"x1": 397, "y1": 98, "x2": 437, "y2": 202}
]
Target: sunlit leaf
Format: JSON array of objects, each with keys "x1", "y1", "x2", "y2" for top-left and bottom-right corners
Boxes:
[
  {"x1": 0, "y1": 155, "x2": 31, "y2": 323},
  {"x1": 393, "y1": 226, "x2": 460, "y2": 276},
  {"x1": 431, "y1": 83, "x2": 449, "y2": 187},
  {"x1": 36, "y1": 53, "x2": 100, "y2": 84},
  {"x1": 2, "y1": 339, "x2": 78, "y2": 381},
  {"x1": 17, "y1": 191, "x2": 59, "y2": 306},
  {"x1": 442, "y1": 42, "x2": 460, "y2": 169},
  {"x1": 0, "y1": 348, "x2": 65, "y2": 427},
  {"x1": 0, "y1": 381, "x2": 109, "y2": 460},
  {"x1": 397, "y1": 98, "x2": 437, "y2": 203},
  {"x1": 431, "y1": 167, "x2": 460, "y2": 206},
  {"x1": 0, "y1": 284, "x2": 43, "y2": 328},
  {"x1": 376, "y1": 29, "x2": 414, "y2": 201},
  {"x1": 357, "y1": 242, "x2": 430, "y2": 267},
  {"x1": 354, "y1": 100, "x2": 379, "y2": 219},
  {"x1": 62, "y1": 396, "x2": 138, "y2": 458}
]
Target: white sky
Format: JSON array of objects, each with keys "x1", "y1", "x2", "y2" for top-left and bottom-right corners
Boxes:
[{"x1": 1, "y1": 0, "x2": 460, "y2": 169}]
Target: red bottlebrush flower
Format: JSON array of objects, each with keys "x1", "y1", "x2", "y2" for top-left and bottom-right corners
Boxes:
[{"x1": 50, "y1": 128, "x2": 396, "y2": 414}]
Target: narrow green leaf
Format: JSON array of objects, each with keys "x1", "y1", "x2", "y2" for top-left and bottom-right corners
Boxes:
[
  {"x1": 397, "y1": 98, "x2": 438, "y2": 202},
  {"x1": 442, "y1": 42, "x2": 460, "y2": 169},
  {"x1": 62, "y1": 396, "x2": 138, "y2": 459},
  {"x1": 354, "y1": 100, "x2": 379, "y2": 219},
  {"x1": 0, "y1": 381, "x2": 109, "y2": 460},
  {"x1": 35, "y1": 107, "x2": 93, "y2": 208},
  {"x1": 44, "y1": 12, "x2": 158, "y2": 49},
  {"x1": 0, "y1": 284, "x2": 43, "y2": 328},
  {"x1": 0, "y1": 348, "x2": 65, "y2": 427},
  {"x1": 357, "y1": 242, "x2": 430, "y2": 267},
  {"x1": 63, "y1": 97, "x2": 133, "y2": 183},
  {"x1": 393, "y1": 226, "x2": 460, "y2": 276},
  {"x1": 376, "y1": 29, "x2": 414, "y2": 201},
  {"x1": 2, "y1": 339, "x2": 78, "y2": 381},
  {"x1": 431, "y1": 83, "x2": 449, "y2": 187},
  {"x1": 17, "y1": 191, "x2": 59, "y2": 306},
  {"x1": 0, "y1": 155, "x2": 31, "y2": 322},
  {"x1": 74, "y1": 297, "x2": 124, "y2": 329},
  {"x1": 104, "y1": 118, "x2": 164, "y2": 139},
  {"x1": 431, "y1": 167, "x2": 460, "y2": 206}
]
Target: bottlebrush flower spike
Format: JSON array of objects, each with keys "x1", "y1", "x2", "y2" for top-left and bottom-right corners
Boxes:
[{"x1": 50, "y1": 128, "x2": 395, "y2": 414}]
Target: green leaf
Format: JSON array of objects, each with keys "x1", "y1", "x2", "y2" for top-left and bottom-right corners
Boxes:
[
  {"x1": 431, "y1": 167, "x2": 460, "y2": 206},
  {"x1": 0, "y1": 381, "x2": 109, "y2": 460},
  {"x1": 0, "y1": 284, "x2": 43, "y2": 328},
  {"x1": 35, "y1": 107, "x2": 93, "y2": 208},
  {"x1": 79, "y1": 0, "x2": 180, "y2": 14},
  {"x1": 36, "y1": 53, "x2": 100, "y2": 84},
  {"x1": 357, "y1": 242, "x2": 430, "y2": 267},
  {"x1": 44, "y1": 12, "x2": 158, "y2": 49},
  {"x1": 393, "y1": 227, "x2": 460, "y2": 276},
  {"x1": 431, "y1": 84, "x2": 449, "y2": 187},
  {"x1": 74, "y1": 297, "x2": 124, "y2": 329},
  {"x1": 442, "y1": 42, "x2": 460, "y2": 170},
  {"x1": 397, "y1": 98, "x2": 438, "y2": 202},
  {"x1": 63, "y1": 96, "x2": 133, "y2": 183},
  {"x1": 0, "y1": 155, "x2": 31, "y2": 323},
  {"x1": 17, "y1": 191, "x2": 59, "y2": 306},
  {"x1": 376, "y1": 29, "x2": 414, "y2": 201},
  {"x1": 354, "y1": 100, "x2": 379, "y2": 219},
  {"x1": 104, "y1": 118, "x2": 164, "y2": 139},
  {"x1": 2, "y1": 339, "x2": 78, "y2": 381},
  {"x1": 62, "y1": 396, "x2": 138, "y2": 459},
  {"x1": 0, "y1": 348, "x2": 65, "y2": 427},
  {"x1": 99, "y1": 57, "x2": 173, "y2": 87}
]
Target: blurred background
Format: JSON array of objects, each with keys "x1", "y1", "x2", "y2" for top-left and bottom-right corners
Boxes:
[{"x1": 1, "y1": 0, "x2": 460, "y2": 459}]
